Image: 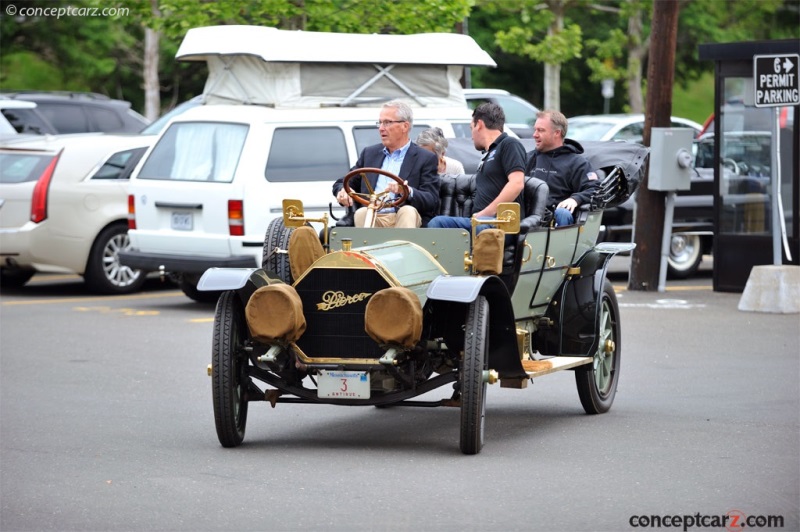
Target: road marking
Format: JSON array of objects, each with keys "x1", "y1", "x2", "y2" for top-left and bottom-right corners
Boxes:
[
  {"x1": 619, "y1": 298, "x2": 707, "y2": 309},
  {"x1": 612, "y1": 284, "x2": 712, "y2": 292},
  {"x1": 1, "y1": 291, "x2": 185, "y2": 306}
]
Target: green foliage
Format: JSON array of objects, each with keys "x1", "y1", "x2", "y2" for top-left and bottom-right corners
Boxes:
[
  {"x1": 0, "y1": 51, "x2": 73, "y2": 90},
  {"x1": 672, "y1": 71, "x2": 715, "y2": 125},
  {"x1": 0, "y1": 0, "x2": 796, "y2": 118}
]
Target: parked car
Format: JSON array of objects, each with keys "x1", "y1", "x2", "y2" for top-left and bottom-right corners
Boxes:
[
  {"x1": 120, "y1": 103, "x2": 475, "y2": 302},
  {"x1": 0, "y1": 133, "x2": 153, "y2": 292},
  {"x1": 0, "y1": 98, "x2": 58, "y2": 137},
  {"x1": 563, "y1": 114, "x2": 707, "y2": 277},
  {"x1": 463, "y1": 88, "x2": 539, "y2": 138},
  {"x1": 568, "y1": 114, "x2": 702, "y2": 144},
  {"x1": 0, "y1": 91, "x2": 149, "y2": 134}
]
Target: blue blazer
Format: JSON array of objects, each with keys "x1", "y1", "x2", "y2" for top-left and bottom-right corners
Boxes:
[{"x1": 333, "y1": 142, "x2": 440, "y2": 227}]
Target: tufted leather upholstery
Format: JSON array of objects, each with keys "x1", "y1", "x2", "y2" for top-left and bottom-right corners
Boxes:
[{"x1": 438, "y1": 174, "x2": 549, "y2": 232}]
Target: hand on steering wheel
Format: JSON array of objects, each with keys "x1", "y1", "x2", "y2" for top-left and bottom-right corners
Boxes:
[{"x1": 341, "y1": 168, "x2": 410, "y2": 209}]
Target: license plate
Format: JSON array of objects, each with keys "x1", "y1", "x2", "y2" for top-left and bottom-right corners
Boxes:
[
  {"x1": 317, "y1": 370, "x2": 370, "y2": 399},
  {"x1": 171, "y1": 212, "x2": 193, "y2": 231}
]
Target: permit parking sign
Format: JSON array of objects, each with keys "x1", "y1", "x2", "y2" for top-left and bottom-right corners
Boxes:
[{"x1": 754, "y1": 54, "x2": 799, "y2": 108}]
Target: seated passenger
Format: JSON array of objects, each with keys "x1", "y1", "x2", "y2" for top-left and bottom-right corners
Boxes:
[
  {"x1": 524, "y1": 110, "x2": 599, "y2": 226},
  {"x1": 332, "y1": 100, "x2": 440, "y2": 228},
  {"x1": 415, "y1": 127, "x2": 466, "y2": 176},
  {"x1": 428, "y1": 103, "x2": 526, "y2": 233}
]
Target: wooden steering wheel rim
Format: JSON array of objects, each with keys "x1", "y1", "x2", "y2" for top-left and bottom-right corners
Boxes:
[{"x1": 342, "y1": 167, "x2": 410, "y2": 208}]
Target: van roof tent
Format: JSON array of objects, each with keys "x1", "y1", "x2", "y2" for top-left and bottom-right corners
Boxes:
[{"x1": 176, "y1": 25, "x2": 497, "y2": 108}]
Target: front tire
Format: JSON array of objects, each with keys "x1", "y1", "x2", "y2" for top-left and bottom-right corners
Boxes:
[
  {"x1": 460, "y1": 296, "x2": 489, "y2": 455},
  {"x1": 212, "y1": 290, "x2": 249, "y2": 447},
  {"x1": 575, "y1": 279, "x2": 621, "y2": 414},
  {"x1": 179, "y1": 274, "x2": 222, "y2": 303},
  {"x1": 84, "y1": 223, "x2": 146, "y2": 294}
]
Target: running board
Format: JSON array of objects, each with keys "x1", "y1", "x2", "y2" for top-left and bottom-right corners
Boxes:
[{"x1": 501, "y1": 356, "x2": 592, "y2": 388}]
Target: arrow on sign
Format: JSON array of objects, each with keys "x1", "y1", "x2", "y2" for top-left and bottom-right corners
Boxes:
[{"x1": 784, "y1": 57, "x2": 795, "y2": 73}]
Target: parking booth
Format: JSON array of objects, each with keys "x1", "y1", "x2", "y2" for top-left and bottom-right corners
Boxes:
[{"x1": 699, "y1": 40, "x2": 799, "y2": 292}]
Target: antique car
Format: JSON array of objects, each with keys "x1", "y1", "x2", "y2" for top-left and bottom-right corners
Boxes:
[{"x1": 197, "y1": 141, "x2": 649, "y2": 454}]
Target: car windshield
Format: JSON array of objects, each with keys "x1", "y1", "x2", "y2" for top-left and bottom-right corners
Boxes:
[
  {"x1": 0, "y1": 152, "x2": 53, "y2": 183},
  {"x1": 140, "y1": 97, "x2": 203, "y2": 136},
  {"x1": 568, "y1": 120, "x2": 614, "y2": 140}
]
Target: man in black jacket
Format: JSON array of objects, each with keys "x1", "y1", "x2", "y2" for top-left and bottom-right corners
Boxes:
[
  {"x1": 332, "y1": 100, "x2": 439, "y2": 227},
  {"x1": 525, "y1": 110, "x2": 598, "y2": 226}
]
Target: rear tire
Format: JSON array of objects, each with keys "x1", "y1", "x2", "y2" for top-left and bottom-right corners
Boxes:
[
  {"x1": 84, "y1": 223, "x2": 146, "y2": 294},
  {"x1": 667, "y1": 233, "x2": 702, "y2": 279},
  {"x1": 460, "y1": 296, "x2": 489, "y2": 455},
  {"x1": 212, "y1": 290, "x2": 249, "y2": 447},
  {"x1": 575, "y1": 280, "x2": 621, "y2": 414},
  {"x1": 0, "y1": 268, "x2": 35, "y2": 288},
  {"x1": 263, "y1": 218, "x2": 294, "y2": 283}
]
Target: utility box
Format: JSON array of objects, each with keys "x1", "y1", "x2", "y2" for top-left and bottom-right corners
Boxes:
[{"x1": 648, "y1": 127, "x2": 695, "y2": 191}]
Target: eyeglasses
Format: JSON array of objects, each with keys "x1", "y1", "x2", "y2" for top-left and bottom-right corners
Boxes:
[{"x1": 376, "y1": 120, "x2": 406, "y2": 127}]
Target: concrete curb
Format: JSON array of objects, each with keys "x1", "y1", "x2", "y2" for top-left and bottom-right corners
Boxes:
[{"x1": 738, "y1": 265, "x2": 800, "y2": 314}]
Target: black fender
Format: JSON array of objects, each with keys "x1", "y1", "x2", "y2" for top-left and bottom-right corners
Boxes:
[
  {"x1": 426, "y1": 275, "x2": 527, "y2": 379},
  {"x1": 534, "y1": 243, "x2": 631, "y2": 356}
]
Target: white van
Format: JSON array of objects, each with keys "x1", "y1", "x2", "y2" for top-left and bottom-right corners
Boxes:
[{"x1": 120, "y1": 26, "x2": 496, "y2": 301}]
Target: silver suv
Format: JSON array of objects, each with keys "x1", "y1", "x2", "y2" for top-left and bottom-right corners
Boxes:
[{"x1": 0, "y1": 91, "x2": 148, "y2": 134}]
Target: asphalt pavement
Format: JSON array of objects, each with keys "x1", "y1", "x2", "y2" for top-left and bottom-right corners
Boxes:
[{"x1": 0, "y1": 261, "x2": 798, "y2": 532}]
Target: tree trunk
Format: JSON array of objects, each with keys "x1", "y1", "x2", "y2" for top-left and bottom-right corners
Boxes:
[
  {"x1": 142, "y1": 0, "x2": 161, "y2": 122},
  {"x1": 543, "y1": 0, "x2": 565, "y2": 111},
  {"x1": 626, "y1": 7, "x2": 646, "y2": 114},
  {"x1": 629, "y1": 0, "x2": 680, "y2": 291},
  {"x1": 544, "y1": 63, "x2": 561, "y2": 110}
]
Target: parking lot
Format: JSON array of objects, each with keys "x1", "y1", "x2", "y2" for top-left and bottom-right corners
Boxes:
[{"x1": 1, "y1": 262, "x2": 798, "y2": 531}]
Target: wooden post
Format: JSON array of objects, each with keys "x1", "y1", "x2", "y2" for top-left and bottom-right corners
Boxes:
[{"x1": 629, "y1": 0, "x2": 681, "y2": 291}]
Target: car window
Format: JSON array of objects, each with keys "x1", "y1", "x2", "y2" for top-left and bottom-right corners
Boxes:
[
  {"x1": 88, "y1": 106, "x2": 124, "y2": 132},
  {"x1": 495, "y1": 96, "x2": 536, "y2": 126},
  {"x1": 615, "y1": 123, "x2": 643, "y2": 143},
  {"x1": 138, "y1": 122, "x2": 248, "y2": 182},
  {"x1": 451, "y1": 122, "x2": 471, "y2": 138},
  {"x1": 266, "y1": 127, "x2": 349, "y2": 182},
  {"x1": 0, "y1": 153, "x2": 53, "y2": 184},
  {"x1": 568, "y1": 121, "x2": 613, "y2": 141},
  {"x1": 352, "y1": 124, "x2": 434, "y2": 154},
  {"x1": 91, "y1": 147, "x2": 147, "y2": 180},
  {"x1": 466, "y1": 98, "x2": 490, "y2": 111},
  {"x1": 36, "y1": 103, "x2": 89, "y2": 134},
  {"x1": 0, "y1": 108, "x2": 55, "y2": 135}
]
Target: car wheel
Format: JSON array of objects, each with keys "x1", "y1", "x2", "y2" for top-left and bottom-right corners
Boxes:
[
  {"x1": 84, "y1": 223, "x2": 147, "y2": 294},
  {"x1": 212, "y1": 290, "x2": 249, "y2": 447},
  {"x1": 178, "y1": 274, "x2": 222, "y2": 303},
  {"x1": 460, "y1": 295, "x2": 489, "y2": 455},
  {"x1": 575, "y1": 279, "x2": 621, "y2": 414},
  {"x1": 0, "y1": 267, "x2": 36, "y2": 288},
  {"x1": 263, "y1": 218, "x2": 294, "y2": 284},
  {"x1": 667, "y1": 233, "x2": 702, "y2": 279}
]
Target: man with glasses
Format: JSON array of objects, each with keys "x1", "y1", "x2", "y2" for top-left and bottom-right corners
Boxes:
[{"x1": 333, "y1": 100, "x2": 440, "y2": 227}]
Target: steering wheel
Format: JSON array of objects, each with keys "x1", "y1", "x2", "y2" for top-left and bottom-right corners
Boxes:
[
  {"x1": 342, "y1": 167, "x2": 409, "y2": 209},
  {"x1": 722, "y1": 158, "x2": 740, "y2": 175}
]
